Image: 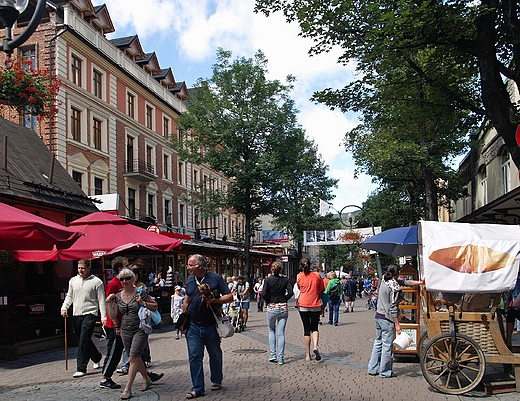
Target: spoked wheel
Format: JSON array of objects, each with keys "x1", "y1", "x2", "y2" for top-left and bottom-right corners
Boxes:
[
  {"x1": 421, "y1": 333, "x2": 485, "y2": 395},
  {"x1": 417, "y1": 331, "x2": 429, "y2": 359}
]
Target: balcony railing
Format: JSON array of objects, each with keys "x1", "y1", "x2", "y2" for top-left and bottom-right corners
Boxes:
[{"x1": 123, "y1": 160, "x2": 156, "y2": 181}]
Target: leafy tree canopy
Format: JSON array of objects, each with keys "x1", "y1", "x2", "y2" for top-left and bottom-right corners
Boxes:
[{"x1": 172, "y1": 48, "x2": 336, "y2": 273}]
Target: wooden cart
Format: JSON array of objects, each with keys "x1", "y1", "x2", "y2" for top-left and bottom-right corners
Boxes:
[{"x1": 419, "y1": 288, "x2": 520, "y2": 394}]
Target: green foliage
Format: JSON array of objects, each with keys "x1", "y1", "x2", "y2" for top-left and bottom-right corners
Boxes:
[
  {"x1": 255, "y1": 0, "x2": 520, "y2": 210},
  {"x1": 0, "y1": 60, "x2": 61, "y2": 117},
  {"x1": 172, "y1": 48, "x2": 336, "y2": 272}
]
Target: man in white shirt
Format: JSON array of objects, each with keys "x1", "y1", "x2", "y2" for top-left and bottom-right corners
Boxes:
[{"x1": 61, "y1": 259, "x2": 106, "y2": 378}]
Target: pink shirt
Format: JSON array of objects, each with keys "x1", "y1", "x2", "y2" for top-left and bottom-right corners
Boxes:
[{"x1": 296, "y1": 271, "x2": 325, "y2": 308}]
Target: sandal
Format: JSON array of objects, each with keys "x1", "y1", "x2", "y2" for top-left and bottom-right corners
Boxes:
[
  {"x1": 140, "y1": 380, "x2": 152, "y2": 391},
  {"x1": 186, "y1": 391, "x2": 205, "y2": 399},
  {"x1": 120, "y1": 389, "x2": 132, "y2": 400},
  {"x1": 211, "y1": 383, "x2": 221, "y2": 391},
  {"x1": 314, "y1": 349, "x2": 321, "y2": 361}
]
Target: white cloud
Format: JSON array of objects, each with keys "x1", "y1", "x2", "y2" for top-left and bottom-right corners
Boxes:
[
  {"x1": 330, "y1": 166, "x2": 378, "y2": 212},
  {"x1": 101, "y1": 0, "x2": 377, "y2": 207}
]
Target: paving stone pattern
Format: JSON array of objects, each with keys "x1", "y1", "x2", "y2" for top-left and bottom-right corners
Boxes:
[{"x1": 1, "y1": 298, "x2": 519, "y2": 400}]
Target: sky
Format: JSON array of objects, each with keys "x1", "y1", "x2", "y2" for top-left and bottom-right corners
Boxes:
[{"x1": 103, "y1": 0, "x2": 379, "y2": 214}]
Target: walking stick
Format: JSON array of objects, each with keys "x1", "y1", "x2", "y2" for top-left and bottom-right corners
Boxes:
[{"x1": 64, "y1": 316, "x2": 68, "y2": 370}]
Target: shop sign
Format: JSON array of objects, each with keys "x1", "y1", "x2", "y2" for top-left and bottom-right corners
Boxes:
[
  {"x1": 279, "y1": 256, "x2": 288, "y2": 262},
  {"x1": 29, "y1": 303, "x2": 45, "y2": 314}
]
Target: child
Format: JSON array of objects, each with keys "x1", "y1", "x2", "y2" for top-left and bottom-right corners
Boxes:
[
  {"x1": 171, "y1": 285, "x2": 185, "y2": 339},
  {"x1": 227, "y1": 302, "x2": 239, "y2": 327}
]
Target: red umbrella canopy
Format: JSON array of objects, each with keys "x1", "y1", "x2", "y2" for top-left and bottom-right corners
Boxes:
[
  {"x1": 0, "y1": 202, "x2": 81, "y2": 250},
  {"x1": 57, "y1": 212, "x2": 182, "y2": 260}
]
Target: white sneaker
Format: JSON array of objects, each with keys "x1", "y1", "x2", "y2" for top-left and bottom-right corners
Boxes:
[
  {"x1": 73, "y1": 371, "x2": 86, "y2": 378},
  {"x1": 92, "y1": 362, "x2": 101, "y2": 369}
]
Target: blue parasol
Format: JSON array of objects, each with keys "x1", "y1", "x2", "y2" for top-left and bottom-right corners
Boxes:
[{"x1": 360, "y1": 226, "x2": 418, "y2": 257}]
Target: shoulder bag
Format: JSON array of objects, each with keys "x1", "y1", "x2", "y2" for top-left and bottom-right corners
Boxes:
[{"x1": 211, "y1": 306, "x2": 234, "y2": 338}]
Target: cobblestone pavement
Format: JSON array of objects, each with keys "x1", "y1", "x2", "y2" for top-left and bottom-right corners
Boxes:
[{"x1": 1, "y1": 298, "x2": 520, "y2": 400}]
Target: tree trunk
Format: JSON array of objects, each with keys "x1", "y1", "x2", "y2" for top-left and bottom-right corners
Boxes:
[
  {"x1": 244, "y1": 213, "x2": 251, "y2": 279},
  {"x1": 477, "y1": 0, "x2": 520, "y2": 168},
  {"x1": 423, "y1": 168, "x2": 438, "y2": 221}
]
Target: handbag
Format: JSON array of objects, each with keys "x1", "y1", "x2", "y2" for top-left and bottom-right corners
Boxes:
[
  {"x1": 175, "y1": 311, "x2": 190, "y2": 332},
  {"x1": 211, "y1": 307, "x2": 234, "y2": 338}
]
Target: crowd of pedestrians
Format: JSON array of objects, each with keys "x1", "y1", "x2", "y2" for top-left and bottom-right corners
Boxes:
[{"x1": 60, "y1": 253, "x2": 403, "y2": 399}]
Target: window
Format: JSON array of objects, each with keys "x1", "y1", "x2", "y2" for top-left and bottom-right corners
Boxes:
[
  {"x1": 93, "y1": 69, "x2": 102, "y2": 99},
  {"x1": 178, "y1": 162, "x2": 185, "y2": 186},
  {"x1": 193, "y1": 169, "x2": 198, "y2": 190},
  {"x1": 72, "y1": 170, "x2": 82, "y2": 187},
  {"x1": 127, "y1": 92, "x2": 135, "y2": 118},
  {"x1": 502, "y1": 150, "x2": 511, "y2": 195},
  {"x1": 146, "y1": 145, "x2": 153, "y2": 173},
  {"x1": 179, "y1": 204, "x2": 185, "y2": 227},
  {"x1": 128, "y1": 188, "x2": 136, "y2": 219},
  {"x1": 480, "y1": 166, "x2": 487, "y2": 206},
  {"x1": 163, "y1": 154, "x2": 169, "y2": 180},
  {"x1": 147, "y1": 194, "x2": 155, "y2": 218},
  {"x1": 126, "y1": 135, "x2": 134, "y2": 171},
  {"x1": 71, "y1": 54, "x2": 82, "y2": 86},
  {"x1": 163, "y1": 116, "x2": 170, "y2": 137},
  {"x1": 164, "y1": 199, "x2": 170, "y2": 224},
  {"x1": 93, "y1": 118, "x2": 102, "y2": 150},
  {"x1": 94, "y1": 177, "x2": 103, "y2": 195},
  {"x1": 71, "y1": 107, "x2": 81, "y2": 142},
  {"x1": 22, "y1": 47, "x2": 36, "y2": 70},
  {"x1": 23, "y1": 109, "x2": 37, "y2": 131},
  {"x1": 146, "y1": 105, "x2": 154, "y2": 129},
  {"x1": 22, "y1": 47, "x2": 37, "y2": 131},
  {"x1": 223, "y1": 218, "x2": 227, "y2": 235}
]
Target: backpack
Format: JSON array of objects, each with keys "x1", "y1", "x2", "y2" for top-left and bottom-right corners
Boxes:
[{"x1": 329, "y1": 282, "x2": 340, "y2": 301}]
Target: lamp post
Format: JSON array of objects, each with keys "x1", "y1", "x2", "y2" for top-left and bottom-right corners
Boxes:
[
  {"x1": 0, "y1": 0, "x2": 46, "y2": 59},
  {"x1": 338, "y1": 204, "x2": 383, "y2": 280}
]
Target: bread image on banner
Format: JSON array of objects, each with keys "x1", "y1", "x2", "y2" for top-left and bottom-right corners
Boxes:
[{"x1": 429, "y1": 244, "x2": 515, "y2": 274}]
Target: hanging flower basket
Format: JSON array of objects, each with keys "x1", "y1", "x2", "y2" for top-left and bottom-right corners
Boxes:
[
  {"x1": 0, "y1": 60, "x2": 61, "y2": 118},
  {"x1": 339, "y1": 229, "x2": 365, "y2": 245}
]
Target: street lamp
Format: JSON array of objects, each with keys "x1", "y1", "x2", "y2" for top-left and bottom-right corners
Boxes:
[
  {"x1": 338, "y1": 204, "x2": 383, "y2": 280},
  {"x1": 0, "y1": 0, "x2": 46, "y2": 59}
]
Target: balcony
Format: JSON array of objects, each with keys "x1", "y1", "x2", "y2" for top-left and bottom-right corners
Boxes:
[{"x1": 123, "y1": 160, "x2": 157, "y2": 182}]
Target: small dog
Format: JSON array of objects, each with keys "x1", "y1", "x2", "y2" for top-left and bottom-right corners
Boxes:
[{"x1": 199, "y1": 283, "x2": 223, "y2": 315}]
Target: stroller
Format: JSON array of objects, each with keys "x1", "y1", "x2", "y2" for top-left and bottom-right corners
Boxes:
[{"x1": 234, "y1": 297, "x2": 246, "y2": 333}]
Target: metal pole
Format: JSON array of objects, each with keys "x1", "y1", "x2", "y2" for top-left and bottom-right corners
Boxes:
[{"x1": 338, "y1": 204, "x2": 383, "y2": 281}]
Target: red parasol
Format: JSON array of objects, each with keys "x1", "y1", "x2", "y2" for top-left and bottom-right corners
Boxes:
[
  {"x1": 12, "y1": 212, "x2": 182, "y2": 261},
  {"x1": 0, "y1": 202, "x2": 81, "y2": 250}
]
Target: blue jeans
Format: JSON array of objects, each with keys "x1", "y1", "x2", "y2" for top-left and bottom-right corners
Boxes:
[
  {"x1": 267, "y1": 308, "x2": 288, "y2": 360},
  {"x1": 368, "y1": 318, "x2": 395, "y2": 377},
  {"x1": 328, "y1": 299, "x2": 340, "y2": 325},
  {"x1": 186, "y1": 323, "x2": 223, "y2": 393}
]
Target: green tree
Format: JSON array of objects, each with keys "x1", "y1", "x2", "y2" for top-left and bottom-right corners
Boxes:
[
  {"x1": 255, "y1": 0, "x2": 520, "y2": 170},
  {"x1": 173, "y1": 48, "x2": 335, "y2": 276},
  {"x1": 269, "y1": 132, "x2": 337, "y2": 257}
]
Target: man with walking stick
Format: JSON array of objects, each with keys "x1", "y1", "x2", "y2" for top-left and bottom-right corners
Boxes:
[{"x1": 61, "y1": 259, "x2": 106, "y2": 378}]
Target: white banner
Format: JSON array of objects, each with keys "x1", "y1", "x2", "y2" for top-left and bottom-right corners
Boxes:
[
  {"x1": 303, "y1": 227, "x2": 381, "y2": 246},
  {"x1": 419, "y1": 221, "x2": 520, "y2": 293}
]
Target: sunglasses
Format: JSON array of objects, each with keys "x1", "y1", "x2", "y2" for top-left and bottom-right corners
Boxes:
[{"x1": 120, "y1": 276, "x2": 133, "y2": 281}]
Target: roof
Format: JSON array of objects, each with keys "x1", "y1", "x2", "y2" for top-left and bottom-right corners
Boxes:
[{"x1": 0, "y1": 119, "x2": 98, "y2": 214}]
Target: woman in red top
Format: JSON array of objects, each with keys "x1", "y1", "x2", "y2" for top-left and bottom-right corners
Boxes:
[{"x1": 296, "y1": 257, "x2": 325, "y2": 361}]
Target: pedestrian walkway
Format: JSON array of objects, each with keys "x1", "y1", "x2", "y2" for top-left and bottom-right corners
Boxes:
[{"x1": 1, "y1": 298, "x2": 520, "y2": 400}]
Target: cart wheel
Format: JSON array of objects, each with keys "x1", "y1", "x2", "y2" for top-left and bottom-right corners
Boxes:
[
  {"x1": 420, "y1": 333, "x2": 485, "y2": 395},
  {"x1": 417, "y1": 330, "x2": 429, "y2": 359}
]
